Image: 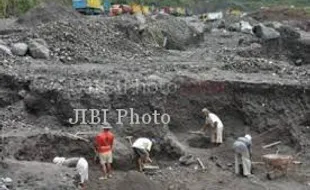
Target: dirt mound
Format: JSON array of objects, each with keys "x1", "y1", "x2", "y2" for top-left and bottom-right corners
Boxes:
[
  {"x1": 249, "y1": 7, "x2": 310, "y2": 22},
  {"x1": 116, "y1": 171, "x2": 164, "y2": 190},
  {"x1": 0, "y1": 159, "x2": 76, "y2": 190},
  {"x1": 16, "y1": 2, "x2": 80, "y2": 27},
  {"x1": 221, "y1": 58, "x2": 283, "y2": 73},
  {"x1": 31, "y1": 17, "x2": 149, "y2": 62},
  {"x1": 144, "y1": 16, "x2": 203, "y2": 50},
  {"x1": 115, "y1": 15, "x2": 203, "y2": 50}
]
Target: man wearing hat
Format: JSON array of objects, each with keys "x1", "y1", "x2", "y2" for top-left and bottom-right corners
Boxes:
[
  {"x1": 233, "y1": 134, "x2": 252, "y2": 177},
  {"x1": 95, "y1": 124, "x2": 114, "y2": 180},
  {"x1": 201, "y1": 108, "x2": 224, "y2": 145}
]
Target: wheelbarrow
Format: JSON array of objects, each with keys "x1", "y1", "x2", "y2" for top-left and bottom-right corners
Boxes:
[{"x1": 262, "y1": 154, "x2": 294, "y2": 180}]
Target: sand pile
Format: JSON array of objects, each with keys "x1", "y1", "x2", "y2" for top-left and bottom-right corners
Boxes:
[{"x1": 16, "y1": 2, "x2": 81, "y2": 27}]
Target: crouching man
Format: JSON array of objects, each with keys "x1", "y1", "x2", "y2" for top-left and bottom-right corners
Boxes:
[
  {"x1": 233, "y1": 134, "x2": 252, "y2": 177},
  {"x1": 132, "y1": 137, "x2": 154, "y2": 172},
  {"x1": 53, "y1": 157, "x2": 88, "y2": 189}
]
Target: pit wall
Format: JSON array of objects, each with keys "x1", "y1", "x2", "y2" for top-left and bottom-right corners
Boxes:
[{"x1": 3, "y1": 73, "x2": 310, "y2": 165}]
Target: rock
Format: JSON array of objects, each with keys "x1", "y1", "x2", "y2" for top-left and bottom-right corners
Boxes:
[
  {"x1": 162, "y1": 133, "x2": 186, "y2": 158},
  {"x1": 215, "y1": 19, "x2": 225, "y2": 29},
  {"x1": 0, "y1": 177, "x2": 12, "y2": 189},
  {"x1": 0, "y1": 44, "x2": 12, "y2": 56},
  {"x1": 181, "y1": 17, "x2": 206, "y2": 34},
  {"x1": 265, "y1": 21, "x2": 283, "y2": 30},
  {"x1": 28, "y1": 39, "x2": 50, "y2": 59},
  {"x1": 113, "y1": 140, "x2": 134, "y2": 170},
  {"x1": 228, "y1": 22, "x2": 241, "y2": 32},
  {"x1": 295, "y1": 59, "x2": 303, "y2": 66},
  {"x1": 252, "y1": 24, "x2": 280, "y2": 40},
  {"x1": 2, "y1": 178, "x2": 13, "y2": 184},
  {"x1": 135, "y1": 13, "x2": 146, "y2": 31},
  {"x1": 240, "y1": 21, "x2": 253, "y2": 34},
  {"x1": 11, "y1": 43, "x2": 28, "y2": 56},
  {"x1": 207, "y1": 11, "x2": 223, "y2": 21},
  {"x1": 0, "y1": 184, "x2": 9, "y2": 190},
  {"x1": 144, "y1": 17, "x2": 202, "y2": 50},
  {"x1": 0, "y1": 39, "x2": 6, "y2": 45},
  {"x1": 179, "y1": 154, "x2": 196, "y2": 165},
  {"x1": 154, "y1": 13, "x2": 170, "y2": 20},
  {"x1": 116, "y1": 171, "x2": 163, "y2": 190},
  {"x1": 277, "y1": 25, "x2": 300, "y2": 40}
]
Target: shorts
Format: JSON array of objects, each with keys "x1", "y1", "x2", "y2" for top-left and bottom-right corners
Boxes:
[
  {"x1": 133, "y1": 147, "x2": 148, "y2": 158},
  {"x1": 99, "y1": 151, "x2": 113, "y2": 165}
]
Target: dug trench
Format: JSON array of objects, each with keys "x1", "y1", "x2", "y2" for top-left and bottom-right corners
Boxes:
[{"x1": 1, "y1": 71, "x2": 310, "y2": 189}]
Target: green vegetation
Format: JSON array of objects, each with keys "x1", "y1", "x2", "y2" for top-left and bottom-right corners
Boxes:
[
  {"x1": 0, "y1": 0, "x2": 309, "y2": 18},
  {"x1": 0, "y1": 0, "x2": 71, "y2": 18}
]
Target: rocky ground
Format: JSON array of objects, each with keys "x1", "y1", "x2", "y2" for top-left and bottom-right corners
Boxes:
[{"x1": 1, "y1": 3, "x2": 310, "y2": 190}]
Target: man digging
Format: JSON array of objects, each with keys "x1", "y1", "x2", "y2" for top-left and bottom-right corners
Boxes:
[
  {"x1": 201, "y1": 108, "x2": 224, "y2": 145},
  {"x1": 131, "y1": 137, "x2": 154, "y2": 172},
  {"x1": 233, "y1": 134, "x2": 253, "y2": 177}
]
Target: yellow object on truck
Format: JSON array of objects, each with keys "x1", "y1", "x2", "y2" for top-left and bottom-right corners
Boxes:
[
  {"x1": 230, "y1": 9, "x2": 242, "y2": 16},
  {"x1": 142, "y1": 6, "x2": 150, "y2": 15},
  {"x1": 131, "y1": 3, "x2": 142, "y2": 14},
  {"x1": 87, "y1": 0, "x2": 101, "y2": 9},
  {"x1": 176, "y1": 7, "x2": 185, "y2": 16}
]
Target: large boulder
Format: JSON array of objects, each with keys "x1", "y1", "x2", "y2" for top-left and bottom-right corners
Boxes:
[
  {"x1": 116, "y1": 171, "x2": 163, "y2": 190},
  {"x1": 0, "y1": 44, "x2": 12, "y2": 56},
  {"x1": 253, "y1": 24, "x2": 280, "y2": 40},
  {"x1": 135, "y1": 13, "x2": 147, "y2": 31},
  {"x1": 28, "y1": 39, "x2": 50, "y2": 59},
  {"x1": 240, "y1": 21, "x2": 253, "y2": 34},
  {"x1": 228, "y1": 22, "x2": 241, "y2": 32},
  {"x1": 161, "y1": 133, "x2": 186, "y2": 158},
  {"x1": 113, "y1": 140, "x2": 134, "y2": 170},
  {"x1": 181, "y1": 16, "x2": 207, "y2": 34},
  {"x1": 277, "y1": 25, "x2": 301, "y2": 40},
  {"x1": 266, "y1": 22, "x2": 300, "y2": 40},
  {"x1": 11, "y1": 43, "x2": 28, "y2": 56},
  {"x1": 265, "y1": 21, "x2": 283, "y2": 30},
  {"x1": 144, "y1": 16, "x2": 202, "y2": 50}
]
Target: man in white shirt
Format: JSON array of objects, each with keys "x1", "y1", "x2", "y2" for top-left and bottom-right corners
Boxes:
[
  {"x1": 53, "y1": 157, "x2": 88, "y2": 190},
  {"x1": 131, "y1": 137, "x2": 153, "y2": 172},
  {"x1": 202, "y1": 108, "x2": 224, "y2": 145},
  {"x1": 233, "y1": 134, "x2": 252, "y2": 177}
]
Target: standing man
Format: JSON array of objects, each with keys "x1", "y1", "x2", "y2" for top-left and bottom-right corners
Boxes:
[
  {"x1": 233, "y1": 134, "x2": 252, "y2": 177},
  {"x1": 53, "y1": 156, "x2": 89, "y2": 190},
  {"x1": 202, "y1": 108, "x2": 224, "y2": 145},
  {"x1": 95, "y1": 124, "x2": 114, "y2": 180},
  {"x1": 132, "y1": 137, "x2": 153, "y2": 172}
]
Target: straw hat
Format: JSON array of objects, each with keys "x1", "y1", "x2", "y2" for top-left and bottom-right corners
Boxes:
[
  {"x1": 102, "y1": 123, "x2": 112, "y2": 129},
  {"x1": 202, "y1": 108, "x2": 210, "y2": 113}
]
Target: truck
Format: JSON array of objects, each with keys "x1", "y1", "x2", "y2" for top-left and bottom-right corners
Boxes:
[{"x1": 72, "y1": 0, "x2": 102, "y2": 15}]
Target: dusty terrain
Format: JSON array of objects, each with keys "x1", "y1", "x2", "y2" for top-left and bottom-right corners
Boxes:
[{"x1": 1, "y1": 3, "x2": 310, "y2": 190}]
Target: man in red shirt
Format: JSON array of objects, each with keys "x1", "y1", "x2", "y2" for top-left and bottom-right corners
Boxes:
[{"x1": 95, "y1": 124, "x2": 114, "y2": 180}]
